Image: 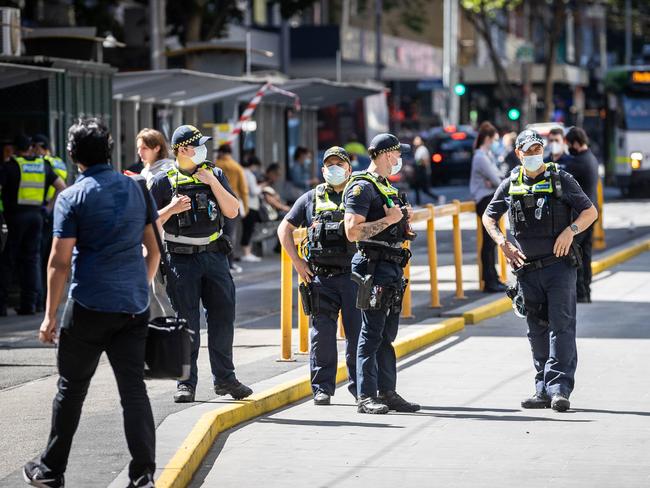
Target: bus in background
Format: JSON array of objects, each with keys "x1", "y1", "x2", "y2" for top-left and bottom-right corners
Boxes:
[{"x1": 604, "y1": 67, "x2": 650, "y2": 196}]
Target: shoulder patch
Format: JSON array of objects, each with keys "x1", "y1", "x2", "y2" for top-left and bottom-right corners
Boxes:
[{"x1": 352, "y1": 184, "x2": 363, "y2": 197}]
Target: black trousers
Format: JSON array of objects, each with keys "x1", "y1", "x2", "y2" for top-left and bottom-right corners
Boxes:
[
  {"x1": 412, "y1": 166, "x2": 438, "y2": 205},
  {"x1": 241, "y1": 208, "x2": 261, "y2": 247},
  {"x1": 575, "y1": 225, "x2": 593, "y2": 300},
  {"x1": 476, "y1": 195, "x2": 499, "y2": 286},
  {"x1": 39, "y1": 302, "x2": 155, "y2": 480}
]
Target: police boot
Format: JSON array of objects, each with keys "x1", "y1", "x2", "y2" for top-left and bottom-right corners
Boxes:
[
  {"x1": 551, "y1": 394, "x2": 571, "y2": 412},
  {"x1": 521, "y1": 392, "x2": 551, "y2": 409},
  {"x1": 173, "y1": 384, "x2": 195, "y2": 403},
  {"x1": 313, "y1": 391, "x2": 331, "y2": 405},
  {"x1": 357, "y1": 396, "x2": 389, "y2": 414},
  {"x1": 214, "y1": 378, "x2": 253, "y2": 400},
  {"x1": 378, "y1": 391, "x2": 421, "y2": 412}
]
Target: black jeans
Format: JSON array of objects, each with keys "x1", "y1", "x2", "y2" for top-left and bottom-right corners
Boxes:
[
  {"x1": 241, "y1": 208, "x2": 261, "y2": 247},
  {"x1": 476, "y1": 195, "x2": 499, "y2": 286},
  {"x1": 40, "y1": 302, "x2": 155, "y2": 480}
]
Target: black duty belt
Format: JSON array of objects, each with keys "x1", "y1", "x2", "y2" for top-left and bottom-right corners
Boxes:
[
  {"x1": 358, "y1": 244, "x2": 411, "y2": 268},
  {"x1": 166, "y1": 240, "x2": 222, "y2": 255},
  {"x1": 513, "y1": 253, "x2": 570, "y2": 277},
  {"x1": 311, "y1": 264, "x2": 351, "y2": 277}
]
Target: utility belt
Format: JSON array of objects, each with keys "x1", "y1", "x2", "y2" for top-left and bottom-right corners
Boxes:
[
  {"x1": 350, "y1": 273, "x2": 408, "y2": 315},
  {"x1": 512, "y1": 243, "x2": 582, "y2": 277},
  {"x1": 358, "y1": 242, "x2": 411, "y2": 268},
  {"x1": 310, "y1": 264, "x2": 351, "y2": 277},
  {"x1": 166, "y1": 237, "x2": 232, "y2": 255}
]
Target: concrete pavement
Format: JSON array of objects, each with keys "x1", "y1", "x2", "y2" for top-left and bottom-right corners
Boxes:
[{"x1": 188, "y1": 252, "x2": 650, "y2": 488}]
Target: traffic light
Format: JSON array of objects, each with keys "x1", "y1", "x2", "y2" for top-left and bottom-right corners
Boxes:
[
  {"x1": 453, "y1": 83, "x2": 466, "y2": 96},
  {"x1": 507, "y1": 107, "x2": 521, "y2": 121}
]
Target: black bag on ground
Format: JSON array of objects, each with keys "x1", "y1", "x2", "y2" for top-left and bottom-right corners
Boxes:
[
  {"x1": 134, "y1": 176, "x2": 193, "y2": 380},
  {"x1": 145, "y1": 316, "x2": 192, "y2": 380}
]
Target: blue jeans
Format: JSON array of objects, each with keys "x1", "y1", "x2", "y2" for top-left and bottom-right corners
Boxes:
[
  {"x1": 351, "y1": 253, "x2": 403, "y2": 399},
  {"x1": 166, "y1": 250, "x2": 236, "y2": 389},
  {"x1": 519, "y1": 260, "x2": 578, "y2": 398},
  {"x1": 310, "y1": 273, "x2": 361, "y2": 397}
]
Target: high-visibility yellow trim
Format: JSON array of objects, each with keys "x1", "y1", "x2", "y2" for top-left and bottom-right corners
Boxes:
[{"x1": 15, "y1": 156, "x2": 46, "y2": 206}]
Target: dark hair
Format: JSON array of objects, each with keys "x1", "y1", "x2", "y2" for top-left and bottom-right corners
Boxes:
[
  {"x1": 136, "y1": 128, "x2": 169, "y2": 160},
  {"x1": 13, "y1": 134, "x2": 32, "y2": 152},
  {"x1": 266, "y1": 162, "x2": 280, "y2": 174},
  {"x1": 548, "y1": 127, "x2": 565, "y2": 138},
  {"x1": 474, "y1": 121, "x2": 497, "y2": 150},
  {"x1": 293, "y1": 146, "x2": 308, "y2": 160},
  {"x1": 67, "y1": 118, "x2": 113, "y2": 166},
  {"x1": 566, "y1": 127, "x2": 589, "y2": 147},
  {"x1": 217, "y1": 143, "x2": 232, "y2": 155},
  {"x1": 242, "y1": 155, "x2": 261, "y2": 168}
]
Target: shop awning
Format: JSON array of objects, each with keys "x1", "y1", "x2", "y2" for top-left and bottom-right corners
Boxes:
[{"x1": 0, "y1": 62, "x2": 64, "y2": 90}]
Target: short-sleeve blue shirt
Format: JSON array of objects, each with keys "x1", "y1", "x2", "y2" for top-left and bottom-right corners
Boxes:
[{"x1": 53, "y1": 164, "x2": 158, "y2": 314}]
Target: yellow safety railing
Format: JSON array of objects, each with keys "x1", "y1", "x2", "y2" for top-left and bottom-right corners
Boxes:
[{"x1": 593, "y1": 178, "x2": 606, "y2": 250}]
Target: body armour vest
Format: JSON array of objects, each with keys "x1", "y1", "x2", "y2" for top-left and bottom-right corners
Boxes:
[
  {"x1": 305, "y1": 183, "x2": 356, "y2": 270},
  {"x1": 507, "y1": 162, "x2": 571, "y2": 241},
  {"x1": 164, "y1": 163, "x2": 223, "y2": 242},
  {"x1": 344, "y1": 171, "x2": 412, "y2": 245},
  {"x1": 15, "y1": 156, "x2": 46, "y2": 206}
]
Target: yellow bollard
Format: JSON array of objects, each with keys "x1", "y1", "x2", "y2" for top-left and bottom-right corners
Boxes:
[
  {"x1": 279, "y1": 247, "x2": 294, "y2": 361},
  {"x1": 400, "y1": 241, "x2": 413, "y2": 318},
  {"x1": 476, "y1": 215, "x2": 484, "y2": 291},
  {"x1": 452, "y1": 200, "x2": 466, "y2": 299},
  {"x1": 426, "y1": 204, "x2": 440, "y2": 308},
  {"x1": 296, "y1": 276, "x2": 309, "y2": 355},
  {"x1": 593, "y1": 178, "x2": 606, "y2": 250},
  {"x1": 498, "y1": 216, "x2": 508, "y2": 283},
  {"x1": 337, "y1": 313, "x2": 345, "y2": 339}
]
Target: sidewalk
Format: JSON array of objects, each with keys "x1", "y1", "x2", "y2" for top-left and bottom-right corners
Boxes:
[{"x1": 186, "y1": 252, "x2": 650, "y2": 488}]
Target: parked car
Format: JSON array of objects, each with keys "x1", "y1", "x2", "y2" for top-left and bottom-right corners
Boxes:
[{"x1": 426, "y1": 126, "x2": 477, "y2": 185}]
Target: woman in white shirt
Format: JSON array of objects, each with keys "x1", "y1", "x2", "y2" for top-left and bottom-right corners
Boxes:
[{"x1": 240, "y1": 156, "x2": 264, "y2": 262}]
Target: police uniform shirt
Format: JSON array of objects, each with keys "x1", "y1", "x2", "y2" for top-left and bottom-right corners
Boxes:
[
  {"x1": 285, "y1": 188, "x2": 344, "y2": 228},
  {"x1": 0, "y1": 156, "x2": 58, "y2": 215},
  {"x1": 485, "y1": 168, "x2": 593, "y2": 259},
  {"x1": 149, "y1": 164, "x2": 237, "y2": 212},
  {"x1": 344, "y1": 177, "x2": 390, "y2": 223}
]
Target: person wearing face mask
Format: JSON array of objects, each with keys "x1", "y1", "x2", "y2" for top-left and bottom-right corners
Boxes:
[
  {"x1": 343, "y1": 133, "x2": 419, "y2": 415},
  {"x1": 482, "y1": 129, "x2": 598, "y2": 412},
  {"x1": 546, "y1": 127, "x2": 571, "y2": 166},
  {"x1": 470, "y1": 121, "x2": 507, "y2": 293},
  {"x1": 149, "y1": 125, "x2": 253, "y2": 404},
  {"x1": 277, "y1": 146, "x2": 361, "y2": 406}
]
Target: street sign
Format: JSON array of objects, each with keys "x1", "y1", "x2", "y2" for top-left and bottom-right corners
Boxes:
[{"x1": 516, "y1": 44, "x2": 534, "y2": 64}]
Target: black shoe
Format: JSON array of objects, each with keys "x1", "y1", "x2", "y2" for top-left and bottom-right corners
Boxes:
[
  {"x1": 313, "y1": 391, "x2": 331, "y2": 405},
  {"x1": 126, "y1": 472, "x2": 154, "y2": 488},
  {"x1": 484, "y1": 282, "x2": 507, "y2": 293},
  {"x1": 357, "y1": 396, "x2": 389, "y2": 414},
  {"x1": 521, "y1": 392, "x2": 551, "y2": 409},
  {"x1": 23, "y1": 461, "x2": 64, "y2": 488},
  {"x1": 214, "y1": 379, "x2": 253, "y2": 400},
  {"x1": 15, "y1": 307, "x2": 36, "y2": 316},
  {"x1": 173, "y1": 384, "x2": 195, "y2": 403},
  {"x1": 551, "y1": 394, "x2": 571, "y2": 412},
  {"x1": 378, "y1": 391, "x2": 421, "y2": 412},
  {"x1": 577, "y1": 295, "x2": 591, "y2": 303},
  {"x1": 0, "y1": 304, "x2": 6, "y2": 317}
]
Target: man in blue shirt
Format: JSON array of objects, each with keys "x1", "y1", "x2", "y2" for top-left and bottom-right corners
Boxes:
[{"x1": 23, "y1": 119, "x2": 160, "y2": 488}]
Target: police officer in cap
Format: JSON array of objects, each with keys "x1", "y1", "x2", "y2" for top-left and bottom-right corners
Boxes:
[
  {"x1": 149, "y1": 125, "x2": 253, "y2": 403},
  {"x1": 344, "y1": 133, "x2": 420, "y2": 414},
  {"x1": 482, "y1": 129, "x2": 598, "y2": 412},
  {"x1": 278, "y1": 146, "x2": 361, "y2": 405}
]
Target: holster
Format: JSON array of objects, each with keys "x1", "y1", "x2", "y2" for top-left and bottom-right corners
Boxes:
[
  {"x1": 351, "y1": 272, "x2": 375, "y2": 310},
  {"x1": 299, "y1": 282, "x2": 313, "y2": 316}
]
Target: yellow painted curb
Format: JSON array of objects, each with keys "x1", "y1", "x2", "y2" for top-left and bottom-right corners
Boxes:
[
  {"x1": 464, "y1": 296, "x2": 512, "y2": 325},
  {"x1": 590, "y1": 239, "x2": 650, "y2": 275},
  {"x1": 157, "y1": 317, "x2": 465, "y2": 488}
]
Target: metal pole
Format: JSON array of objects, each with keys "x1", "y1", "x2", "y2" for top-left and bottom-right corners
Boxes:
[
  {"x1": 625, "y1": 0, "x2": 632, "y2": 65},
  {"x1": 279, "y1": 246, "x2": 294, "y2": 361},
  {"x1": 426, "y1": 204, "x2": 440, "y2": 308},
  {"x1": 246, "y1": 30, "x2": 252, "y2": 76},
  {"x1": 452, "y1": 200, "x2": 465, "y2": 299},
  {"x1": 375, "y1": 0, "x2": 382, "y2": 81},
  {"x1": 336, "y1": 49, "x2": 342, "y2": 82},
  {"x1": 401, "y1": 241, "x2": 413, "y2": 318},
  {"x1": 149, "y1": 0, "x2": 166, "y2": 70},
  {"x1": 443, "y1": 0, "x2": 459, "y2": 125}
]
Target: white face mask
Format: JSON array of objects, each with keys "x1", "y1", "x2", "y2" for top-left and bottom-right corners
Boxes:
[
  {"x1": 189, "y1": 144, "x2": 207, "y2": 165},
  {"x1": 549, "y1": 141, "x2": 563, "y2": 155},
  {"x1": 523, "y1": 154, "x2": 544, "y2": 172},
  {"x1": 390, "y1": 157, "x2": 403, "y2": 176},
  {"x1": 323, "y1": 165, "x2": 348, "y2": 186}
]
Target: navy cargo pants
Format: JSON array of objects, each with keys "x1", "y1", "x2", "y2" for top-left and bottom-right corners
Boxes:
[
  {"x1": 310, "y1": 273, "x2": 361, "y2": 398},
  {"x1": 165, "y1": 249, "x2": 236, "y2": 389},
  {"x1": 351, "y1": 253, "x2": 403, "y2": 399},
  {"x1": 518, "y1": 260, "x2": 578, "y2": 398}
]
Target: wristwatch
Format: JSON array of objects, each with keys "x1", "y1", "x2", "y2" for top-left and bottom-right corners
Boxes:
[{"x1": 570, "y1": 223, "x2": 579, "y2": 234}]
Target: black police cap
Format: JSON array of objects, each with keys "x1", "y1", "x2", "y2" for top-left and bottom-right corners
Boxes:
[
  {"x1": 368, "y1": 133, "x2": 411, "y2": 157},
  {"x1": 323, "y1": 146, "x2": 351, "y2": 165},
  {"x1": 171, "y1": 125, "x2": 212, "y2": 150}
]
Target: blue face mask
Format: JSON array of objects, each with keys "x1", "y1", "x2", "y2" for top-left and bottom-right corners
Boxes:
[
  {"x1": 491, "y1": 141, "x2": 501, "y2": 155},
  {"x1": 323, "y1": 165, "x2": 348, "y2": 186},
  {"x1": 390, "y1": 157, "x2": 403, "y2": 176}
]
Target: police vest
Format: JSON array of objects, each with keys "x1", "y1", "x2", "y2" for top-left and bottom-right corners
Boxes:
[
  {"x1": 44, "y1": 155, "x2": 67, "y2": 202},
  {"x1": 15, "y1": 156, "x2": 46, "y2": 206},
  {"x1": 305, "y1": 183, "x2": 356, "y2": 271},
  {"x1": 164, "y1": 163, "x2": 223, "y2": 245},
  {"x1": 344, "y1": 171, "x2": 411, "y2": 244},
  {"x1": 507, "y1": 162, "x2": 571, "y2": 240}
]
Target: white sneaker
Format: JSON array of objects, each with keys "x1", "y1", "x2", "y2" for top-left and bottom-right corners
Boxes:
[
  {"x1": 230, "y1": 263, "x2": 243, "y2": 273},
  {"x1": 240, "y1": 254, "x2": 262, "y2": 263}
]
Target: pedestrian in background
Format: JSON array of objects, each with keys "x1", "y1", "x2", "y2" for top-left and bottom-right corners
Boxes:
[
  {"x1": 411, "y1": 136, "x2": 441, "y2": 205},
  {"x1": 563, "y1": 127, "x2": 599, "y2": 303},
  {"x1": 23, "y1": 118, "x2": 160, "y2": 488},
  {"x1": 470, "y1": 122, "x2": 506, "y2": 293},
  {"x1": 547, "y1": 127, "x2": 571, "y2": 165},
  {"x1": 240, "y1": 156, "x2": 263, "y2": 262},
  {"x1": 136, "y1": 128, "x2": 174, "y2": 187}
]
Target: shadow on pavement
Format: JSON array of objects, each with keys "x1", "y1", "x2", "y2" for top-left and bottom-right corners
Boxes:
[{"x1": 257, "y1": 417, "x2": 404, "y2": 428}]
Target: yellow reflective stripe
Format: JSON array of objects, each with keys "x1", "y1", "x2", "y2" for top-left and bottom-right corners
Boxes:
[
  {"x1": 16, "y1": 157, "x2": 46, "y2": 205},
  {"x1": 315, "y1": 184, "x2": 344, "y2": 213},
  {"x1": 345, "y1": 172, "x2": 399, "y2": 207}
]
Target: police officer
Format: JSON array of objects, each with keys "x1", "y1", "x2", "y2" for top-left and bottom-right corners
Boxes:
[
  {"x1": 343, "y1": 133, "x2": 420, "y2": 414},
  {"x1": 277, "y1": 146, "x2": 361, "y2": 405},
  {"x1": 149, "y1": 125, "x2": 252, "y2": 403},
  {"x1": 0, "y1": 134, "x2": 65, "y2": 316},
  {"x1": 482, "y1": 129, "x2": 598, "y2": 412},
  {"x1": 33, "y1": 134, "x2": 68, "y2": 309}
]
